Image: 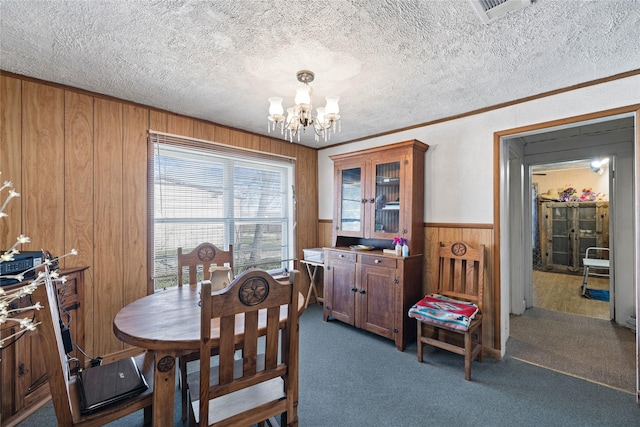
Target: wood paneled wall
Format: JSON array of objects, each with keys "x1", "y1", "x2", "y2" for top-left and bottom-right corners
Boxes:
[
  {"x1": 318, "y1": 220, "x2": 498, "y2": 355},
  {"x1": 1, "y1": 73, "x2": 318, "y2": 357}
]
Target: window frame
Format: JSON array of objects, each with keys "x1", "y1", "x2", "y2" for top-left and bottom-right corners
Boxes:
[{"x1": 147, "y1": 131, "x2": 296, "y2": 292}]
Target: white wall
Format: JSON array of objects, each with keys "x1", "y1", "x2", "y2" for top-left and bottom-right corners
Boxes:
[{"x1": 318, "y1": 75, "x2": 640, "y2": 223}]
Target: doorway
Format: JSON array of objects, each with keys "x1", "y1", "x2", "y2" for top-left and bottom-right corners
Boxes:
[
  {"x1": 501, "y1": 114, "x2": 637, "y2": 393},
  {"x1": 531, "y1": 159, "x2": 611, "y2": 320}
]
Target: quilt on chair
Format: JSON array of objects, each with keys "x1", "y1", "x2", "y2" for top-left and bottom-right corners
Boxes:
[{"x1": 408, "y1": 294, "x2": 479, "y2": 331}]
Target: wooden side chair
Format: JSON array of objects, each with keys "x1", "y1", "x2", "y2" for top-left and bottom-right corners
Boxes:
[
  {"x1": 178, "y1": 242, "x2": 234, "y2": 286},
  {"x1": 178, "y1": 242, "x2": 234, "y2": 420},
  {"x1": 186, "y1": 268, "x2": 300, "y2": 426},
  {"x1": 32, "y1": 269, "x2": 154, "y2": 426},
  {"x1": 408, "y1": 241, "x2": 485, "y2": 381}
]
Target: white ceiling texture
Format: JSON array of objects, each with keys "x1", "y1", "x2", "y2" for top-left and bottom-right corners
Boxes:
[{"x1": 1, "y1": 0, "x2": 639, "y2": 149}]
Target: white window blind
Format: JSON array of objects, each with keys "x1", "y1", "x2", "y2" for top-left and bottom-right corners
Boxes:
[{"x1": 148, "y1": 132, "x2": 296, "y2": 291}]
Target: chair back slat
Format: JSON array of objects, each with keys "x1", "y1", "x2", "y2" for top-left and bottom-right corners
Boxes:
[
  {"x1": 437, "y1": 242, "x2": 485, "y2": 309},
  {"x1": 196, "y1": 268, "x2": 300, "y2": 426},
  {"x1": 243, "y1": 311, "x2": 259, "y2": 376},
  {"x1": 178, "y1": 242, "x2": 233, "y2": 286},
  {"x1": 217, "y1": 314, "x2": 236, "y2": 385}
]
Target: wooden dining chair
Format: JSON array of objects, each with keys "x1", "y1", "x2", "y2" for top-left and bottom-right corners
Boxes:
[
  {"x1": 178, "y1": 242, "x2": 234, "y2": 286},
  {"x1": 408, "y1": 241, "x2": 485, "y2": 380},
  {"x1": 178, "y1": 242, "x2": 234, "y2": 420},
  {"x1": 32, "y1": 268, "x2": 154, "y2": 426},
  {"x1": 186, "y1": 268, "x2": 300, "y2": 426}
]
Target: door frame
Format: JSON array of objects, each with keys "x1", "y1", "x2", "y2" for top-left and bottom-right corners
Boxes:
[{"x1": 494, "y1": 105, "x2": 640, "y2": 402}]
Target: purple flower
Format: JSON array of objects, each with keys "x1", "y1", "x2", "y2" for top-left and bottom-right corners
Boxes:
[{"x1": 393, "y1": 237, "x2": 407, "y2": 246}]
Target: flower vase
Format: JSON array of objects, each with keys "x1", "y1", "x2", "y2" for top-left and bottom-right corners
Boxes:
[
  {"x1": 395, "y1": 244, "x2": 402, "y2": 256},
  {"x1": 402, "y1": 243, "x2": 409, "y2": 257}
]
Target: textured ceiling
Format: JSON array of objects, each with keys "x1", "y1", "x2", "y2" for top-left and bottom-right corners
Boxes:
[{"x1": 1, "y1": 0, "x2": 639, "y2": 148}]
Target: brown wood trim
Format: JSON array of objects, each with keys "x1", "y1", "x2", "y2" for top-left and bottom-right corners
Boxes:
[
  {"x1": 424, "y1": 222, "x2": 493, "y2": 229},
  {"x1": 495, "y1": 104, "x2": 640, "y2": 137},
  {"x1": 483, "y1": 347, "x2": 501, "y2": 361},
  {"x1": 318, "y1": 219, "x2": 332, "y2": 224},
  {"x1": 492, "y1": 105, "x2": 639, "y2": 358},
  {"x1": 636, "y1": 106, "x2": 640, "y2": 404},
  {"x1": 324, "y1": 69, "x2": 640, "y2": 149},
  {"x1": 493, "y1": 132, "x2": 502, "y2": 349}
]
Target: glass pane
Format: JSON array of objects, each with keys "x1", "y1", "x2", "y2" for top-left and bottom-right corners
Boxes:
[
  {"x1": 552, "y1": 219, "x2": 567, "y2": 235},
  {"x1": 340, "y1": 167, "x2": 362, "y2": 231},
  {"x1": 152, "y1": 140, "x2": 293, "y2": 291},
  {"x1": 578, "y1": 238, "x2": 597, "y2": 264},
  {"x1": 579, "y1": 206, "x2": 596, "y2": 220},
  {"x1": 374, "y1": 161, "x2": 401, "y2": 234},
  {"x1": 234, "y1": 222, "x2": 285, "y2": 273},
  {"x1": 552, "y1": 237, "x2": 569, "y2": 265},
  {"x1": 579, "y1": 220, "x2": 596, "y2": 236},
  {"x1": 552, "y1": 206, "x2": 567, "y2": 219}
]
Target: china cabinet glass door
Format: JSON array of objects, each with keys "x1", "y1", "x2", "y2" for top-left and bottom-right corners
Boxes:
[
  {"x1": 372, "y1": 160, "x2": 401, "y2": 236},
  {"x1": 338, "y1": 166, "x2": 364, "y2": 236}
]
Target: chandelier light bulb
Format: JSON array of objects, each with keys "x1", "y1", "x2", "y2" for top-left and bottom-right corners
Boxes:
[
  {"x1": 268, "y1": 97, "x2": 284, "y2": 117},
  {"x1": 325, "y1": 96, "x2": 340, "y2": 115}
]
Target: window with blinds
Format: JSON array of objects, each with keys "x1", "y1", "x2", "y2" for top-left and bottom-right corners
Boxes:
[{"x1": 148, "y1": 132, "x2": 295, "y2": 291}]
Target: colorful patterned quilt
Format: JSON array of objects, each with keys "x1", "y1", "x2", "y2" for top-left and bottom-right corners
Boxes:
[{"x1": 408, "y1": 294, "x2": 479, "y2": 331}]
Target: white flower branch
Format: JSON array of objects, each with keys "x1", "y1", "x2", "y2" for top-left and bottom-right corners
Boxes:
[{"x1": 1, "y1": 171, "x2": 79, "y2": 348}]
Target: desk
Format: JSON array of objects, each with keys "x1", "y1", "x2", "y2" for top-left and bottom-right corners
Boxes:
[
  {"x1": 300, "y1": 259, "x2": 324, "y2": 309},
  {"x1": 113, "y1": 284, "x2": 304, "y2": 426}
]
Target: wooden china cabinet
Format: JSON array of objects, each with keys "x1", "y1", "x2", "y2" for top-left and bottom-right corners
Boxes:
[
  {"x1": 330, "y1": 139, "x2": 427, "y2": 257},
  {"x1": 539, "y1": 201, "x2": 609, "y2": 273},
  {"x1": 324, "y1": 140, "x2": 428, "y2": 351},
  {"x1": 0, "y1": 266, "x2": 87, "y2": 426}
]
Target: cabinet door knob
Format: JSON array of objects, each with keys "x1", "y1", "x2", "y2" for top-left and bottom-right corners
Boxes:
[
  {"x1": 369, "y1": 198, "x2": 375, "y2": 203},
  {"x1": 359, "y1": 289, "x2": 366, "y2": 294},
  {"x1": 374, "y1": 259, "x2": 380, "y2": 264},
  {"x1": 361, "y1": 198, "x2": 367, "y2": 204},
  {"x1": 351, "y1": 287, "x2": 358, "y2": 292}
]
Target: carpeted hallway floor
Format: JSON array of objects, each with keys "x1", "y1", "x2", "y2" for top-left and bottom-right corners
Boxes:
[
  {"x1": 507, "y1": 307, "x2": 636, "y2": 393},
  {"x1": 508, "y1": 270, "x2": 636, "y2": 393}
]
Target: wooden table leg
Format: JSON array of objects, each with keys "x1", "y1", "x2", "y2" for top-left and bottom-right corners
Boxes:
[{"x1": 152, "y1": 350, "x2": 177, "y2": 426}]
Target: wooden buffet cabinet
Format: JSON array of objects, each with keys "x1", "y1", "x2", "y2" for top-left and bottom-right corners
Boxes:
[
  {"x1": 323, "y1": 140, "x2": 428, "y2": 351},
  {"x1": 323, "y1": 248, "x2": 423, "y2": 351},
  {"x1": 1, "y1": 266, "x2": 87, "y2": 426}
]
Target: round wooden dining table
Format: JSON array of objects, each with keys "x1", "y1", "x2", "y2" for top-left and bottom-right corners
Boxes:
[{"x1": 113, "y1": 282, "x2": 304, "y2": 426}]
